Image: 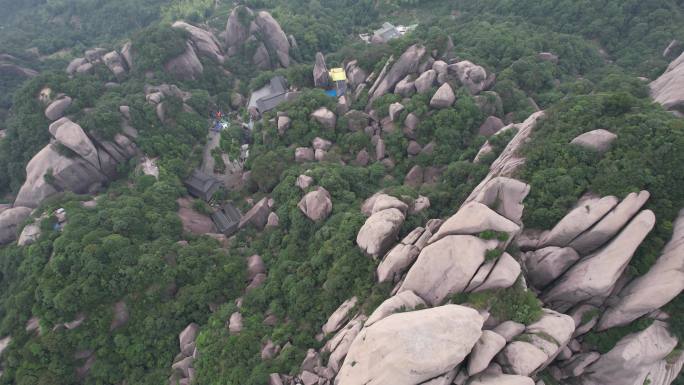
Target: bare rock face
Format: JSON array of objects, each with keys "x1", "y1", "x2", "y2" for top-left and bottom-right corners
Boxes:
[
  {"x1": 357, "y1": 208, "x2": 405, "y2": 258},
  {"x1": 395, "y1": 76, "x2": 416, "y2": 97},
  {"x1": 164, "y1": 42, "x2": 204, "y2": 80},
  {"x1": 17, "y1": 222, "x2": 41, "y2": 246},
  {"x1": 313, "y1": 52, "x2": 329, "y2": 87},
  {"x1": 102, "y1": 51, "x2": 127, "y2": 80},
  {"x1": 471, "y1": 252, "x2": 521, "y2": 292},
  {"x1": 468, "y1": 330, "x2": 507, "y2": 375},
  {"x1": 399, "y1": 235, "x2": 499, "y2": 305},
  {"x1": 450, "y1": 61, "x2": 489, "y2": 94},
  {"x1": 0, "y1": 207, "x2": 32, "y2": 245},
  {"x1": 429, "y1": 83, "x2": 456, "y2": 109},
  {"x1": 568, "y1": 191, "x2": 650, "y2": 255},
  {"x1": 254, "y1": 11, "x2": 291, "y2": 68},
  {"x1": 224, "y1": 6, "x2": 254, "y2": 54},
  {"x1": 49, "y1": 118, "x2": 100, "y2": 169},
  {"x1": 377, "y1": 243, "x2": 420, "y2": 283},
  {"x1": 311, "y1": 107, "x2": 336, "y2": 130},
  {"x1": 598, "y1": 208, "x2": 684, "y2": 330},
  {"x1": 429, "y1": 201, "x2": 520, "y2": 245},
  {"x1": 229, "y1": 312, "x2": 243, "y2": 334},
  {"x1": 365, "y1": 291, "x2": 426, "y2": 327},
  {"x1": 539, "y1": 195, "x2": 619, "y2": 248},
  {"x1": 522, "y1": 247, "x2": 580, "y2": 289},
  {"x1": 298, "y1": 187, "x2": 333, "y2": 222},
  {"x1": 296, "y1": 175, "x2": 314, "y2": 190},
  {"x1": 479, "y1": 116, "x2": 504, "y2": 137},
  {"x1": 543, "y1": 210, "x2": 656, "y2": 312},
  {"x1": 15, "y1": 145, "x2": 108, "y2": 208},
  {"x1": 570, "y1": 129, "x2": 617, "y2": 153},
  {"x1": 177, "y1": 197, "x2": 216, "y2": 234},
  {"x1": 650, "y1": 51, "x2": 684, "y2": 115},
  {"x1": 578, "y1": 321, "x2": 678, "y2": 385},
  {"x1": 322, "y1": 297, "x2": 358, "y2": 335},
  {"x1": 45, "y1": 96, "x2": 72, "y2": 121},
  {"x1": 239, "y1": 197, "x2": 270, "y2": 230},
  {"x1": 335, "y1": 305, "x2": 484, "y2": 385},
  {"x1": 415, "y1": 69, "x2": 437, "y2": 94},
  {"x1": 173, "y1": 21, "x2": 224, "y2": 63},
  {"x1": 370, "y1": 44, "x2": 426, "y2": 102}
]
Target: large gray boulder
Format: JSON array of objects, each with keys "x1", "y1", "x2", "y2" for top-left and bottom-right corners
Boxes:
[
  {"x1": 17, "y1": 222, "x2": 41, "y2": 246},
  {"x1": 102, "y1": 51, "x2": 127, "y2": 79},
  {"x1": 313, "y1": 52, "x2": 329, "y2": 87},
  {"x1": 429, "y1": 83, "x2": 456, "y2": 109},
  {"x1": 468, "y1": 330, "x2": 507, "y2": 375},
  {"x1": 335, "y1": 305, "x2": 484, "y2": 385},
  {"x1": 414, "y1": 69, "x2": 436, "y2": 94},
  {"x1": 570, "y1": 129, "x2": 617, "y2": 153},
  {"x1": 322, "y1": 297, "x2": 358, "y2": 335},
  {"x1": 45, "y1": 96, "x2": 72, "y2": 121},
  {"x1": 650, "y1": 51, "x2": 684, "y2": 115},
  {"x1": 238, "y1": 197, "x2": 270, "y2": 230},
  {"x1": 471, "y1": 252, "x2": 521, "y2": 292},
  {"x1": 394, "y1": 76, "x2": 416, "y2": 97},
  {"x1": 376, "y1": 243, "x2": 420, "y2": 283},
  {"x1": 298, "y1": 187, "x2": 333, "y2": 222},
  {"x1": 173, "y1": 21, "x2": 224, "y2": 64},
  {"x1": 399, "y1": 235, "x2": 498, "y2": 305},
  {"x1": 467, "y1": 177, "x2": 530, "y2": 224},
  {"x1": 479, "y1": 116, "x2": 504, "y2": 137},
  {"x1": 429, "y1": 201, "x2": 520, "y2": 245},
  {"x1": 164, "y1": 42, "x2": 203, "y2": 80},
  {"x1": 568, "y1": 191, "x2": 650, "y2": 255},
  {"x1": 356, "y1": 208, "x2": 405, "y2": 258},
  {"x1": 539, "y1": 195, "x2": 619, "y2": 248},
  {"x1": 326, "y1": 315, "x2": 365, "y2": 373},
  {"x1": 0, "y1": 207, "x2": 32, "y2": 245},
  {"x1": 543, "y1": 210, "x2": 656, "y2": 311},
  {"x1": 450, "y1": 61, "x2": 488, "y2": 94},
  {"x1": 224, "y1": 6, "x2": 253, "y2": 54},
  {"x1": 598, "y1": 208, "x2": 684, "y2": 330},
  {"x1": 15, "y1": 145, "x2": 108, "y2": 208},
  {"x1": 522, "y1": 247, "x2": 580, "y2": 289},
  {"x1": 311, "y1": 107, "x2": 336, "y2": 130},
  {"x1": 365, "y1": 290, "x2": 426, "y2": 327},
  {"x1": 254, "y1": 11, "x2": 291, "y2": 68},
  {"x1": 49, "y1": 118, "x2": 100, "y2": 169},
  {"x1": 370, "y1": 44, "x2": 426, "y2": 102},
  {"x1": 578, "y1": 321, "x2": 678, "y2": 385}
]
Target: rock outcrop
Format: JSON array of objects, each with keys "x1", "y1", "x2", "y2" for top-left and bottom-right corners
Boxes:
[
  {"x1": 450, "y1": 61, "x2": 489, "y2": 94},
  {"x1": 570, "y1": 129, "x2": 617, "y2": 153},
  {"x1": 164, "y1": 42, "x2": 204, "y2": 81},
  {"x1": 45, "y1": 96, "x2": 72, "y2": 121},
  {"x1": 429, "y1": 83, "x2": 456, "y2": 109},
  {"x1": 172, "y1": 21, "x2": 224, "y2": 64},
  {"x1": 650, "y1": 51, "x2": 684, "y2": 116},
  {"x1": 335, "y1": 305, "x2": 484, "y2": 385},
  {"x1": 298, "y1": 187, "x2": 333, "y2": 222},
  {"x1": 224, "y1": 7, "x2": 292, "y2": 69},
  {"x1": 0, "y1": 207, "x2": 32, "y2": 245},
  {"x1": 369, "y1": 44, "x2": 426, "y2": 103},
  {"x1": 357, "y1": 208, "x2": 405, "y2": 258}
]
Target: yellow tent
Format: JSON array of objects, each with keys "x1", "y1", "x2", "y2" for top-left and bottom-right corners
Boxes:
[{"x1": 329, "y1": 68, "x2": 347, "y2": 82}]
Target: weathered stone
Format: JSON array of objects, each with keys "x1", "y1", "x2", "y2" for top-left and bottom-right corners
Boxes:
[
  {"x1": 404, "y1": 165, "x2": 424, "y2": 187},
  {"x1": 522, "y1": 247, "x2": 581, "y2": 289},
  {"x1": 570, "y1": 129, "x2": 617, "y2": 153},
  {"x1": 45, "y1": 96, "x2": 72, "y2": 121},
  {"x1": 559, "y1": 352, "x2": 600, "y2": 378},
  {"x1": 356, "y1": 208, "x2": 405, "y2": 258},
  {"x1": 229, "y1": 312, "x2": 243, "y2": 334},
  {"x1": 377, "y1": 243, "x2": 420, "y2": 283},
  {"x1": 543, "y1": 210, "x2": 656, "y2": 311},
  {"x1": 49, "y1": 117, "x2": 100, "y2": 169},
  {"x1": 296, "y1": 175, "x2": 314, "y2": 190},
  {"x1": 468, "y1": 373, "x2": 535, "y2": 385},
  {"x1": 298, "y1": 187, "x2": 333, "y2": 222},
  {"x1": 493, "y1": 321, "x2": 525, "y2": 342},
  {"x1": 295, "y1": 147, "x2": 315, "y2": 163},
  {"x1": 598, "y1": 208, "x2": 684, "y2": 330},
  {"x1": 365, "y1": 291, "x2": 426, "y2": 327},
  {"x1": 313, "y1": 52, "x2": 329, "y2": 87},
  {"x1": 238, "y1": 197, "x2": 270, "y2": 230},
  {"x1": 179, "y1": 323, "x2": 199, "y2": 352},
  {"x1": 17, "y1": 222, "x2": 41, "y2": 246},
  {"x1": 370, "y1": 44, "x2": 426, "y2": 102},
  {"x1": 469, "y1": 330, "x2": 507, "y2": 375},
  {"x1": 539, "y1": 195, "x2": 620, "y2": 248},
  {"x1": 568, "y1": 191, "x2": 650, "y2": 255},
  {"x1": 415, "y1": 70, "x2": 437, "y2": 94},
  {"x1": 472, "y1": 252, "x2": 521, "y2": 292},
  {"x1": 399, "y1": 235, "x2": 498, "y2": 305},
  {"x1": 578, "y1": 321, "x2": 678, "y2": 385},
  {"x1": 450, "y1": 61, "x2": 488, "y2": 94},
  {"x1": 322, "y1": 297, "x2": 358, "y2": 335},
  {"x1": 164, "y1": 42, "x2": 203, "y2": 80},
  {"x1": 311, "y1": 107, "x2": 336, "y2": 130},
  {"x1": 277, "y1": 116, "x2": 291, "y2": 135},
  {"x1": 430, "y1": 201, "x2": 520, "y2": 244},
  {"x1": 650, "y1": 51, "x2": 684, "y2": 115},
  {"x1": 336, "y1": 305, "x2": 484, "y2": 385},
  {"x1": 429, "y1": 83, "x2": 456, "y2": 109},
  {"x1": 479, "y1": 116, "x2": 504, "y2": 137}
]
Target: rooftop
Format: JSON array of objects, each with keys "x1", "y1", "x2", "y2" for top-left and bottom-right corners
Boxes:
[{"x1": 248, "y1": 76, "x2": 288, "y2": 113}]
